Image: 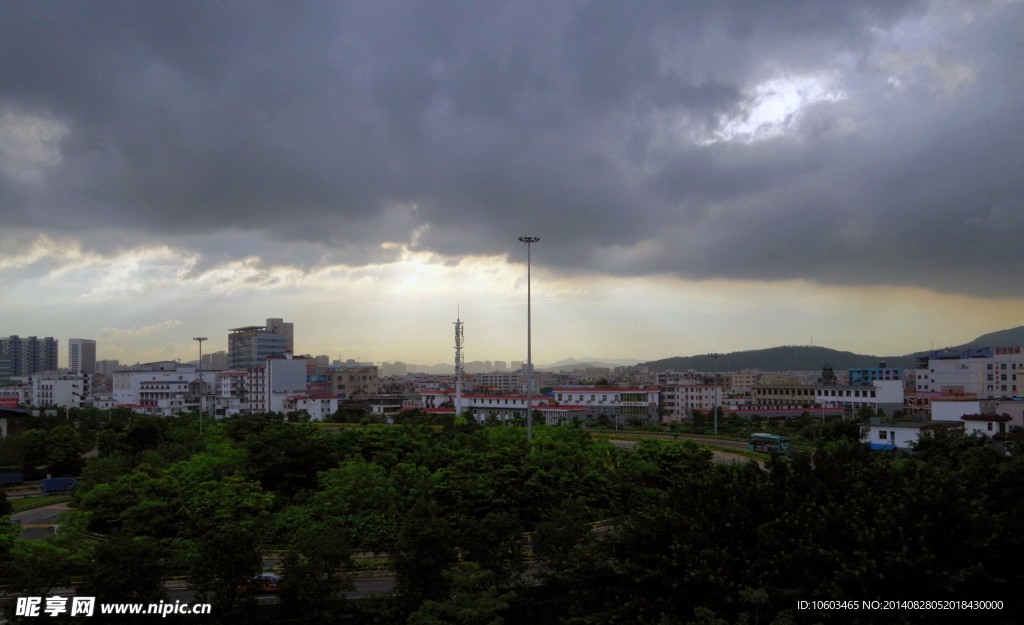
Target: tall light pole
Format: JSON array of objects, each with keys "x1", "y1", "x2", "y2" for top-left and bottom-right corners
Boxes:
[
  {"x1": 193, "y1": 336, "x2": 207, "y2": 434},
  {"x1": 708, "y1": 353, "x2": 722, "y2": 435},
  {"x1": 518, "y1": 236, "x2": 540, "y2": 443}
]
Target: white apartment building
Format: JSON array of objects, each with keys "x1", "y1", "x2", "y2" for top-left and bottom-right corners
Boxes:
[
  {"x1": 420, "y1": 391, "x2": 554, "y2": 423},
  {"x1": 551, "y1": 386, "x2": 661, "y2": 423},
  {"x1": 214, "y1": 371, "x2": 249, "y2": 416},
  {"x1": 246, "y1": 365, "x2": 267, "y2": 413},
  {"x1": 218, "y1": 354, "x2": 310, "y2": 415},
  {"x1": 112, "y1": 362, "x2": 217, "y2": 417},
  {"x1": 915, "y1": 347, "x2": 1024, "y2": 398},
  {"x1": 31, "y1": 373, "x2": 84, "y2": 408},
  {"x1": 660, "y1": 383, "x2": 720, "y2": 421},
  {"x1": 110, "y1": 355, "x2": 310, "y2": 418},
  {"x1": 814, "y1": 380, "x2": 904, "y2": 414},
  {"x1": 285, "y1": 395, "x2": 342, "y2": 421},
  {"x1": 421, "y1": 389, "x2": 589, "y2": 424},
  {"x1": 473, "y1": 371, "x2": 522, "y2": 394}
]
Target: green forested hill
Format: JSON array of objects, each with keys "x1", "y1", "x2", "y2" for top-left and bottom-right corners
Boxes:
[
  {"x1": 642, "y1": 345, "x2": 918, "y2": 372},
  {"x1": 642, "y1": 325, "x2": 1024, "y2": 372},
  {"x1": 958, "y1": 325, "x2": 1024, "y2": 349}
]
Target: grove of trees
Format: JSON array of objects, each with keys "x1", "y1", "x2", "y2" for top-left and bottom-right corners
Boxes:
[{"x1": 0, "y1": 410, "x2": 1021, "y2": 624}]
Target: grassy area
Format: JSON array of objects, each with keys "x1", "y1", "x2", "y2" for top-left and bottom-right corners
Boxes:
[{"x1": 11, "y1": 494, "x2": 70, "y2": 512}]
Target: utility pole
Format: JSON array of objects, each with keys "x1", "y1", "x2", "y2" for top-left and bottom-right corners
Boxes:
[
  {"x1": 518, "y1": 236, "x2": 540, "y2": 443},
  {"x1": 193, "y1": 336, "x2": 207, "y2": 434},
  {"x1": 708, "y1": 353, "x2": 722, "y2": 435}
]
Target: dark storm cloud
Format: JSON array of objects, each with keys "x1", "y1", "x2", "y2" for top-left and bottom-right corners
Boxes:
[{"x1": 2, "y1": 0, "x2": 1021, "y2": 295}]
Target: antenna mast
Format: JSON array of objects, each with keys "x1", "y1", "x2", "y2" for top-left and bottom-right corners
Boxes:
[{"x1": 454, "y1": 313, "x2": 464, "y2": 419}]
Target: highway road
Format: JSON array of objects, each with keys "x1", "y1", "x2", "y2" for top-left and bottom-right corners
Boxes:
[{"x1": 11, "y1": 502, "x2": 68, "y2": 540}]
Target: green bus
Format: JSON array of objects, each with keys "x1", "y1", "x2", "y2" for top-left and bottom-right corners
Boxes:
[{"x1": 748, "y1": 433, "x2": 791, "y2": 456}]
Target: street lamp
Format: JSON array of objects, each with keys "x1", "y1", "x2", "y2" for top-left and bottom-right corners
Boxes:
[
  {"x1": 519, "y1": 236, "x2": 540, "y2": 443},
  {"x1": 193, "y1": 336, "x2": 207, "y2": 434},
  {"x1": 708, "y1": 353, "x2": 722, "y2": 435}
]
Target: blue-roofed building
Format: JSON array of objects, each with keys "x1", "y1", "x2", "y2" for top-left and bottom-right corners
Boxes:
[{"x1": 848, "y1": 362, "x2": 903, "y2": 386}]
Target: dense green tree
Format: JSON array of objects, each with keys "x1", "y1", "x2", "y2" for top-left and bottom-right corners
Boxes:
[
  {"x1": 279, "y1": 519, "x2": 353, "y2": 622},
  {"x1": 394, "y1": 498, "x2": 458, "y2": 604},
  {"x1": 186, "y1": 475, "x2": 273, "y2": 614},
  {"x1": 77, "y1": 537, "x2": 168, "y2": 603},
  {"x1": 0, "y1": 517, "x2": 18, "y2": 563},
  {"x1": 311, "y1": 458, "x2": 400, "y2": 551},
  {"x1": 76, "y1": 466, "x2": 181, "y2": 537},
  {"x1": 407, "y1": 563, "x2": 514, "y2": 625},
  {"x1": 239, "y1": 422, "x2": 348, "y2": 497},
  {"x1": 3, "y1": 541, "x2": 73, "y2": 597},
  {"x1": 455, "y1": 511, "x2": 526, "y2": 591},
  {"x1": 45, "y1": 424, "x2": 86, "y2": 475}
]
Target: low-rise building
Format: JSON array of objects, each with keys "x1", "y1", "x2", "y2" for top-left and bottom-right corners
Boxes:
[
  {"x1": 960, "y1": 413, "x2": 1013, "y2": 438},
  {"x1": 814, "y1": 380, "x2": 905, "y2": 415},
  {"x1": 861, "y1": 421, "x2": 964, "y2": 451},
  {"x1": 660, "y1": 383, "x2": 719, "y2": 421},
  {"x1": 285, "y1": 395, "x2": 343, "y2": 421},
  {"x1": 113, "y1": 361, "x2": 217, "y2": 417},
  {"x1": 331, "y1": 365, "x2": 380, "y2": 398},
  {"x1": 30, "y1": 373, "x2": 84, "y2": 408},
  {"x1": 551, "y1": 386, "x2": 660, "y2": 424}
]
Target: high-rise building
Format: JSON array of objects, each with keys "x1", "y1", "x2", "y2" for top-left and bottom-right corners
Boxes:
[
  {"x1": 228, "y1": 319, "x2": 294, "y2": 370},
  {"x1": 69, "y1": 338, "x2": 97, "y2": 374},
  {"x1": 381, "y1": 361, "x2": 408, "y2": 377},
  {"x1": 96, "y1": 359, "x2": 122, "y2": 375},
  {"x1": 0, "y1": 336, "x2": 58, "y2": 376},
  {"x1": 202, "y1": 350, "x2": 228, "y2": 370},
  {"x1": 265, "y1": 318, "x2": 294, "y2": 352},
  {"x1": 0, "y1": 355, "x2": 13, "y2": 386}
]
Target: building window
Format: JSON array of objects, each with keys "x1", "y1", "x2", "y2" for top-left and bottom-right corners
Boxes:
[{"x1": 879, "y1": 430, "x2": 888, "y2": 440}]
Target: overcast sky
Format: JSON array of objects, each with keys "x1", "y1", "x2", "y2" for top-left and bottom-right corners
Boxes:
[{"x1": 2, "y1": 0, "x2": 1023, "y2": 367}]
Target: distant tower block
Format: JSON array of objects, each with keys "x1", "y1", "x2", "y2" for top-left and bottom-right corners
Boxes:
[{"x1": 454, "y1": 315, "x2": 464, "y2": 417}]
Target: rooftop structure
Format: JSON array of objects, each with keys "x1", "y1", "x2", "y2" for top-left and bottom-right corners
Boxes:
[{"x1": 228, "y1": 318, "x2": 294, "y2": 370}]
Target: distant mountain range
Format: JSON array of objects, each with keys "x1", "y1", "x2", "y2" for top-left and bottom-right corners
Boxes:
[
  {"x1": 408, "y1": 357, "x2": 640, "y2": 375},
  {"x1": 640, "y1": 325, "x2": 1024, "y2": 372},
  {"x1": 404, "y1": 326, "x2": 1024, "y2": 375},
  {"x1": 540, "y1": 357, "x2": 641, "y2": 370}
]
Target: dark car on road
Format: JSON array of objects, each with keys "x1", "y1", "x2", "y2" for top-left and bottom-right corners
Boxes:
[{"x1": 243, "y1": 573, "x2": 281, "y2": 594}]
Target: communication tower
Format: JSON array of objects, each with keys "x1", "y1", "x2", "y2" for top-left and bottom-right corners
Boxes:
[{"x1": 454, "y1": 314, "x2": 464, "y2": 418}]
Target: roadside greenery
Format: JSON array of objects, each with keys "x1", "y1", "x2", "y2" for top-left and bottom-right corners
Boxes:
[{"x1": 0, "y1": 410, "x2": 1021, "y2": 624}]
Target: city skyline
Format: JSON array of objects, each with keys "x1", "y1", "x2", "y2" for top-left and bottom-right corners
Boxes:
[{"x1": 2, "y1": 1, "x2": 1023, "y2": 366}]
